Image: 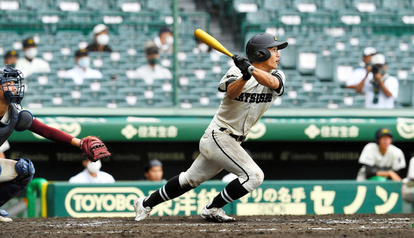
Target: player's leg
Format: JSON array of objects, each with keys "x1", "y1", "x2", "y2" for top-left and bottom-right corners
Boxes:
[
  {"x1": 201, "y1": 130, "x2": 264, "y2": 222},
  {"x1": 134, "y1": 133, "x2": 224, "y2": 221},
  {"x1": 0, "y1": 158, "x2": 35, "y2": 222}
]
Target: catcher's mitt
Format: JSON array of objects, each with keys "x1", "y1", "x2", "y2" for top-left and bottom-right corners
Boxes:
[{"x1": 80, "y1": 136, "x2": 111, "y2": 162}]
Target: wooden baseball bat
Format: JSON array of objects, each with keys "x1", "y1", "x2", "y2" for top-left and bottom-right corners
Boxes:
[{"x1": 194, "y1": 29, "x2": 254, "y2": 73}]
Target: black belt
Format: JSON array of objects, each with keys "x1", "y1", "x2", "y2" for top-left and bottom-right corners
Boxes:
[{"x1": 219, "y1": 127, "x2": 246, "y2": 142}]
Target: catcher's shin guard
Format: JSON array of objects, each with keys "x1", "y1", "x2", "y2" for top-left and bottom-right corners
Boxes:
[{"x1": 0, "y1": 158, "x2": 35, "y2": 207}]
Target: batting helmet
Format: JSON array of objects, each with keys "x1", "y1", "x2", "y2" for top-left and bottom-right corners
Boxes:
[
  {"x1": 246, "y1": 33, "x2": 288, "y2": 63},
  {"x1": 375, "y1": 127, "x2": 393, "y2": 144},
  {"x1": 0, "y1": 65, "x2": 25, "y2": 104}
]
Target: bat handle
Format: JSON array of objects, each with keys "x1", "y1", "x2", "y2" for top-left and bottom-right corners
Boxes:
[{"x1": 248, "y1": 66, "x2": 255, "y2": 74}]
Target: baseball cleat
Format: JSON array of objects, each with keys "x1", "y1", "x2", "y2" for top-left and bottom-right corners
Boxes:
[
  {"x1": 0, "y1": 210, "x2": 12, "y2": 222},
  {"x1": 201, "y1": 205, "x2": 236, "y2": 223},
  {"x1": 133, "y1": 197, "x2": 151, "y2": 221}
]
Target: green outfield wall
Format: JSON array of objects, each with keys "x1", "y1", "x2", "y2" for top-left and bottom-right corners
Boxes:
[
  {"x1": 9, "y1": 108, "x2": 414, "y2": 142},
  {"x1": 43, "y1": 180, "x2": 402, "y2": 218},
  {"x1": 7, "y1": 108, "x2": 414, "y2": 181}
]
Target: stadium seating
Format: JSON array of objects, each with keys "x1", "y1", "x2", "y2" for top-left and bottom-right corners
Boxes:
[{"x1": 1, "y1": 0, "x2": 414, "y2": 109}]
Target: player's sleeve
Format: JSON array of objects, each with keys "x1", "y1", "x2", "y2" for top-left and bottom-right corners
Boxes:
[
  {"x1": 270, "y1": 70, "x2": 285, "y2": 96},
  {"x1": 358, "y1": 143, "x2": 375, "y2": 166},
  {"x1": 392, "y1": 147, "x2": 406, "y2": 171},
  {"x1": 218, "y1": 66, "x2": 241, "y2": 92},
  {"x1": 29, "y1": 118, "x2": 74, "y2": 145}
]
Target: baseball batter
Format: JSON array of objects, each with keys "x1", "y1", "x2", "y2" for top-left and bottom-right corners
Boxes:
[
  {"x1": 0, "y1": 65, "x2": 110, "y2": 222},
  {"x1": 134, "y1": 33, "x2": 288, "y2": 222}
]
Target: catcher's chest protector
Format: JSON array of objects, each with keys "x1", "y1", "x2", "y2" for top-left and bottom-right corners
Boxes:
[{"x1": 0, "y1": 104, "x2": 33, "y2": 145}]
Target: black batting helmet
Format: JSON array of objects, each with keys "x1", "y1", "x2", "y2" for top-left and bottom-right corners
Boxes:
[
  {"x1": 246, "y1": 33, "x2": 288, "y2": 63},
  {"x1": 375, "y1": 127, "x2": 393, "y2": 144}
]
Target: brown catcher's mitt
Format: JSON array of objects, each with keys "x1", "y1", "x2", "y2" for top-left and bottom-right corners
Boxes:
[{"x1": 80, "y1": 136, "x2": 111, "y2": 162}]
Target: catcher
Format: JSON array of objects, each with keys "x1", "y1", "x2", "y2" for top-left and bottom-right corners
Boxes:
[{"x1": 0, "y1": 65, "x2": 111, "y2": 222}]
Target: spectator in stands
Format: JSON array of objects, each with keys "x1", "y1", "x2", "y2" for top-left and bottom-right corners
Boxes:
[
  {"x1": 356, "y1": 128, "x2": 405, "y2": 181},
  {"x1": 147, "y1": 25, "x2": 174, "y2": 54},
  {"x1": 86, "y1": 24, "x2": 112, "y2": 52},
  {"x1": 353, "y1": 53, "x2": 399, "y2": 109},
  {"x1": 3, "y1": 50, "x2": 19, "y2": 68},
  {"x1": 15, "y1": 38, "x2": 50, "y2": 77},
  {"x1": 64, "y1": 49, "x2": 102, "y2": 85},
  {"x1": 136, "y1": 45, "x2": 172, "y2": 84},
  {"x1": 346, "y1": 47, "x2": 377, "y2": 89},
  {"x1": 69, "y1": 158, "x2": 115, "y2": 183},
  {"x1": 144, "y1": 159, "x2": 165, "y2": 182}
]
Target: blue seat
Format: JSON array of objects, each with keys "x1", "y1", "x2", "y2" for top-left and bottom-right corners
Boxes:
[
  {"x1": 315, "y1": 53, "x2": 334, "y2": 81},
  {"x1": 397, "y1": 80, "x2": 412, "y2": 107}
]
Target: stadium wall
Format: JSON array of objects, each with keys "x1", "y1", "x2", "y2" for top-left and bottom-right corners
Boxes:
[{"x1": 8, "y1": 108, "x2": 414, "y2": 181}]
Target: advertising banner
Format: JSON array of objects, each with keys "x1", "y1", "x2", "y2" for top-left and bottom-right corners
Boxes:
[{"x1": 46, "y1": 181, "x2": 402, "y2": 217}]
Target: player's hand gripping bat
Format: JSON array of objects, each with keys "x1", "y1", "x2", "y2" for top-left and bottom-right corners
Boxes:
[{"x1": 194, "y1": 29, "x2": 255, "y2": 74}]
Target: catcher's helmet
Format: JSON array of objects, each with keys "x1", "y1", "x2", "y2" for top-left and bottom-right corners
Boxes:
[
  {"x1": 375, "y1": 127, "x2": 393, "y2": 144},
  {"x1": 246, "y1": 33, "x2": 288, "y2": 63},
  {"x1": 0, "y1": 65, "x2": 25, "y2": 104}
]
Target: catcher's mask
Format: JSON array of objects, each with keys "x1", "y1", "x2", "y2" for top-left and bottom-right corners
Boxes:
[
  {"x1": 375, "y1": 127, "x2": 393, "y2": 144},
  {"x1": 246, "y1": 33, "x2": 288, "y2": 63},
  {"x1": 0, "y1": 65, "x2": 25, "y2": 104}
]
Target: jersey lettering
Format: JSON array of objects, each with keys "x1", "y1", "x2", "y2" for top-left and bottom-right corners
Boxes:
[{"x1": 234, "y1": 93, "x2": 272, "y2": 104}]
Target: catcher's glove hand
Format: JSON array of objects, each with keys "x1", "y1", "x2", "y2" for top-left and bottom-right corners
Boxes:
[
  {"x1": 80, "y1": 136, "x2": 111, "y2": 162},
  {"x1": 232, "y1": 54, "x2": 253, "y2": 81}
]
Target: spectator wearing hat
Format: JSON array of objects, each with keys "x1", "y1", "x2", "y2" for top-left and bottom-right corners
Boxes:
[
  {"x1": 15, "y1": 38, "x2": 50, "y2": 77},
  {"x1": 346, "y1": 47, "x2": 377, "y2": 90},
  {"x1": 86, "y1": 24, "x2": 112, "y2": 52},
  {"x1": 3, "y1": 50, "x2": 19, "y2": 68},
  {"x1": 147, "y1": 25, "x2": 174, "y2": 54},
  {"x1": 135, "y1": 45, "x2": 172, "y2": 84},
  {"x1": 64, "y1": 49, "x2": 102, "y2": 85},
  {"x1": 144, "y1": 159, "x2": 165, "y2": 182},
  {"x1": 69, "y1": 158, "x2": 115, "y2": 183},
  {"x1": 355, "y1": 53, "x2": 399, "y2": 109},
  {"x1": 356, "y1": 128, "x2": 405, "y2": 181}
]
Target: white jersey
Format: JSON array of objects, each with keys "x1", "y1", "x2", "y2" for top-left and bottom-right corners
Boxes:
[
  {"x1": 357, "y1": 142, "x2": 405, "y2": 179},
  {"x1": 210, "y1": 66, "x2": 282, "y2": 136}
]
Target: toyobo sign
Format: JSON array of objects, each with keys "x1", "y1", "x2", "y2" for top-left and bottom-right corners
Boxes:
[{"x1": 64, "y1": 187, "x2": 144, "y2": 217}]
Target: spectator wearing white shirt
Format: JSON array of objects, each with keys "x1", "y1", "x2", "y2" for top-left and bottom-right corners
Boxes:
[
  {"x1": 135, "y1": 45, "x2": 172, "y2": 84},
  {"x1": 69, "y1": 159, "x2": 115, "y2": 183},
  {"x1": 15, "y1": 38, "x2": 50, "y2": 77},
  {"x1": 346, "y1": 47, "x2": 377, "y2": 89},
  {"x1": 64, "y1": 49, "x2": 102, "y2": 85},
  {"x1": 357, "y1": 53, "x2": 399, "y2": 109}
]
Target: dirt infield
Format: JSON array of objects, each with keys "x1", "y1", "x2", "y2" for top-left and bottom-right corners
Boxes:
[{"x1": 2, "y1": 214, "x2": 414, "y2": 237}]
